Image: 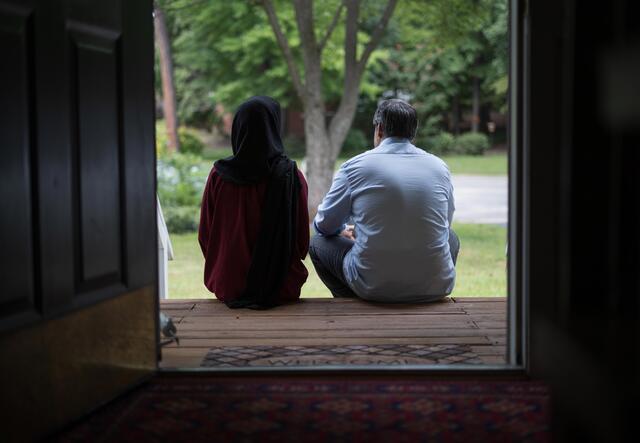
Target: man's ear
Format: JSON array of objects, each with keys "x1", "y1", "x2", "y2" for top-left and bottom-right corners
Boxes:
[{"x1": 376, "y1": 124, "x2": 384, "y2": 138}]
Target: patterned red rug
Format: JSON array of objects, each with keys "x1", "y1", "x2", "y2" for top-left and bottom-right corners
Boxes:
[{"x1": 58, "y1": 376, "x2": 549, "y2": 442}]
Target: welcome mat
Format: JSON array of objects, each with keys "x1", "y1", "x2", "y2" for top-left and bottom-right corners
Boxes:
[{"x1": 200, "y1": 344, "x2": 483, "y2": 367}]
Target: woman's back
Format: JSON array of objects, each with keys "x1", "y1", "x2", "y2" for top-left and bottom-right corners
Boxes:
[{"x1": 198, "y1": 167, "x2": 309, "y2": 305}]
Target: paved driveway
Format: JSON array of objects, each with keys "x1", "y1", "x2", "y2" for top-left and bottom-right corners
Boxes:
[{"x1": 452, "y1": 175, "x2": 508, "y2": 225}]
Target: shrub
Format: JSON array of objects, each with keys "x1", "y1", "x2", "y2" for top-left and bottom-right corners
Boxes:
[
  {"x1": 341, "y1": 129, "x2": 369, "y2": 156},
  {"x1": 178, "y1": 127, "x2": 205, "y2": 155},
  {"x1": 163, "y1": 205, "x2": 200, "y2": 234},
  {"x1": 453, "y1": 132, "x2": 490, "y2": 156},
  {"x1": 415, "y1": 131, "x2": 455, "y2": 156},
  {"x1": 155, "y1": 120, "x2": 205, "y2": 156},
  {"x1": 429, "y1": 132, "x2": 456, "y2": 155},
  {"x1": 157, "y1": 152, "x2": 211, "y2": 233}
]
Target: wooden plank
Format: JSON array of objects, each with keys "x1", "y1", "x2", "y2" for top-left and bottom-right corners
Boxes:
[
  {"x1": 479, "y1": 355, "x2": 507, "y2": 364},
  {"x1": 184, "y1": 308, "x2": 467, "y2": 318},
  {"x1": 159, "y1": 310, "x2": 196, "y2": 318},
  {"x1": 164, "y1": 336, "x2": 494, "y2": 348},
  {"x1": 473, "y1": 321, "x2": 507, "y2": 329},
  {"x1": 460, "y1": 306, "x2": 506, "y2": 314},
  {"x1": 470, "y1": 345, "x2": 507, "y2": 356},
  {"x1": 183, "y1": 301, "x2": 466, "y2": 317},
  {"x1": 178, "y1": 315, "x2": 477, "y2": 330},
  {"x1": 488, "y1": 336, "x2": 507, "y2": 345},
  {"x1": 457, "y1": 300, "x2": 506, "y2": 306},
  {"x1": 452, "y1": 297, "x2": 507, "y2": 302},
  {"x1": 161, "y1": 302, "x2": 195, "y2": 311},
  {"x1": 466, "y1": 315, "x2": 507, "y2": 322},
  {"x1": 166, "y1": 304, "x2": 505, "y2": 318},
  {"x1": 172, "y1": 297, "x2": 454, "y2": 306},
  {"x1": 160, "y1": 297, "x2": 507, "y2": 367},
  {"x1": 171, "y1": 328, "x2": 506, "y2": 340},
  {"x1": 161, "y1": 299, "x2": 197, "y2": 305}
]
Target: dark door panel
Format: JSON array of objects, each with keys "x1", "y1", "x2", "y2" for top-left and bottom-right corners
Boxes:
[
  {"x1": 71, "y1": 22, "x2": 124, "y2": 289},
  {"x1": 0, "y1": 2, "x2": 39, "y2": 326},
  {"x1": 0, "y1": 0, "x2": 157, "y2": 439},
  {"x1": 1, "y1": 0, "x2": 156, "y2": 326}
]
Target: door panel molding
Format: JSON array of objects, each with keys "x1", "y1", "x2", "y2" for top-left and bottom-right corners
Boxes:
[
  {"x1": 0, "y1": 4, "x2": 41, "y2": 327},
  {"x1": 0, "y1": 0, "x2": 157, "y2": 331},
  {"x1": 68, "y1": 21, "x2": 125, "y2": 293}
]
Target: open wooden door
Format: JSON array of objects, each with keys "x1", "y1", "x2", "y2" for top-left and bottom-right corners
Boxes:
[{"x1": 0, "y1": 0, "x2": 157, "y2": 439}]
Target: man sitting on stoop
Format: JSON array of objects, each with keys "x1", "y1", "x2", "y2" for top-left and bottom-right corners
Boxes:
[{"x1": 309, "y1": 99, "x2": 459, "y2": 303}]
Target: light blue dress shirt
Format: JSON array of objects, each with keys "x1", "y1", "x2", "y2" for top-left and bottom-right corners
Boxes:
[{"x1": 314, "y1": 137, "x2": 456, "y2": 302}]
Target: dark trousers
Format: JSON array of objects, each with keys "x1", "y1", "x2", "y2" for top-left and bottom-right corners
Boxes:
[{"x1": 308, "y1": 229, "x2": 460, "y2": 298}]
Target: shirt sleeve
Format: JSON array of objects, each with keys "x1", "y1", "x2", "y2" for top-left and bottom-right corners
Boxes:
[
  {"x1": 313, "y1": 168, "x2": 351, "y2": 236},
  {"x1": 447, "y1": 176, "x2": 456, "y2": 227}
]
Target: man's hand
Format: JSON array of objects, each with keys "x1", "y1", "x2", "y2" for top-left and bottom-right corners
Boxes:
[{"x1": 340, "y1": 224, "x2": 356, "y2": 240}]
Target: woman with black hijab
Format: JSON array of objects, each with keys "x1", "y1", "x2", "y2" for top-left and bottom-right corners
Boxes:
[{"x1": 198, "y1": 96, "x2": 309, "y2": 309}]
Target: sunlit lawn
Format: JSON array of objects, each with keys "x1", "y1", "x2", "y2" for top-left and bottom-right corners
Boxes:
[
  {"x1": 441, "y1": 152, "x2": 507, "y2": 175},
  {"x1": 167, "y1": 223, "x2": 506, "y2": 300}
]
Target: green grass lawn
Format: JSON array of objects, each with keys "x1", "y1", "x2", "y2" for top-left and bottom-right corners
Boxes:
[
  {"x1": 333, "y1": 152, "x2": 507, "y2": 175},
  {"x1": 166, "y1": 223, "x2": 506, "y2": 300},
  {"x1": 441, "y1": 152, "x2": 507, "y2": 175}
]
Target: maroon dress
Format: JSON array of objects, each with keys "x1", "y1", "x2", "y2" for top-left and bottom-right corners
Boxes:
[{"x1": 198, "y1": 166, "x2": 309, "y2": 304}]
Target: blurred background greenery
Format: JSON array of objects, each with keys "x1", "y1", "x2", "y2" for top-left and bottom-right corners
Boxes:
[{"x1": 154, "y1": 0, "x2": 508, "y2": 298}]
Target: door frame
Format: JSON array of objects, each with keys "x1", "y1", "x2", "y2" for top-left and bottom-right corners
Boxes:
[{"x1": 158, "y1": 0, "x2": 530, "y2": 376}]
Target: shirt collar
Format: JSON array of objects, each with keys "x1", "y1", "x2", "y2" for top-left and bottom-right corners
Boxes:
[{"x1": 374, "y1": 137, "x2": 412, "y2": 153}]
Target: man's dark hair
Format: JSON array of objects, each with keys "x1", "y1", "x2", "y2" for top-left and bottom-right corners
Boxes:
[{"x1": 372, "y1": 99, "x2": 418, "y2": 140}]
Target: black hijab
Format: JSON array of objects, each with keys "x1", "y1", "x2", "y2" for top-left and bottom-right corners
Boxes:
[{"x1": 215, "y1": 96, "x2": 300, "y2": 309}]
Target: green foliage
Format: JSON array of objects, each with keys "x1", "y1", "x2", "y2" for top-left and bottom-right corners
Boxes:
[
  {"x1": 156, "y1": 120, "x2": 206, "y2": 156},
  {"x1": 453, "y1": 132, "x2": 490, "y2": 156},
  {"x1": 157, "y1": 0, "x2": 507, "y2": 161},
  {"x1": 164, "y1": 206, "x2": 200, "y2": 234},
  {"x1": 419, "y1": 132, "x2": 456, "y2": 156},
  {"x1": 368, "y1": 0, "x2": 508, "y2": 134},
  {"x1": 159, "y1": 0, "x2": 386, "y2": 121},
  {"x1": 178, "y1": 127, "x2": 205, "y2": 155},
  {"x1": 156, "y1": 120, "x2": 168, "y2": 156},
  {"x1": 417, "y1": 131, "x2": 489, "y2": 156},
  {"x1": 341, "y1": 129, "x2": 370, "y2": 156},
  {"x1": 157, "y1": 151, "x2": 211, "y2": 233}
]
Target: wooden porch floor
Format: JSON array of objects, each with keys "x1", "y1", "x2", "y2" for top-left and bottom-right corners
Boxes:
[{"x1": 159, "y1": 297, "x2": 506, "y2": 368}]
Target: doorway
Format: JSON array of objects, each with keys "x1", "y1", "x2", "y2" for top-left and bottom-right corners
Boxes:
[{"x1": 153, "y1": 0, "x2": 517, "y2": 371}]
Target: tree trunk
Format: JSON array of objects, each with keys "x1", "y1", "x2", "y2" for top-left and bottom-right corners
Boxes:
[
  {"x1": 471, "y1": 76, "x2": 481, "y2": 132},
  {"x1": 154, "y1": 5, "x2": 179, "y2": 152},
  {"x1": 262, "y1": 0, "x2": 397, "y2": 217},
  {"x1": 304, "y1": 106, "x2": 337, "y2": 218}
]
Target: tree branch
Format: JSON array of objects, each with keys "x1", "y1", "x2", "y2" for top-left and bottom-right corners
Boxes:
[
  {"x1": 261, "y1": 0, "x2": 305, "y2": 101},
  {"x1": 356, "y1": 0, "x2": 398, "y2": 73},
  {"x1": 328, "y1": 0, "x2": 397, "y2": 156},
  {"x1": 318, "y1": 2, "x2": 345, "y2": 53},
  {"x1": 326, "y1": 0, "x2": 359, "y2": 155}
]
